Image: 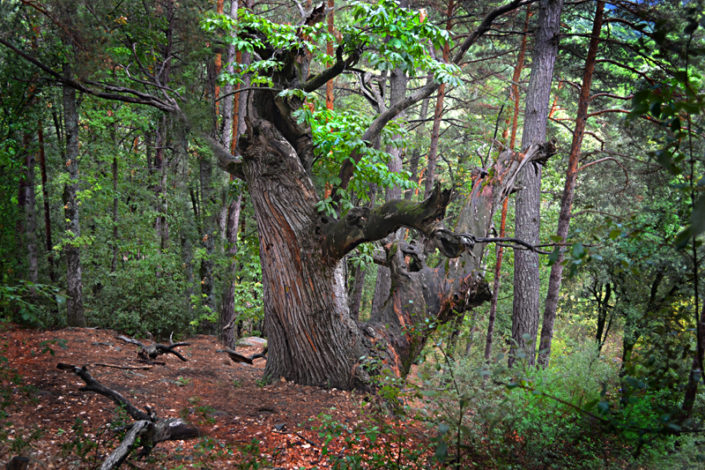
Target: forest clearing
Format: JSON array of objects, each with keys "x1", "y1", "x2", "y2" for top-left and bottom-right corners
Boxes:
[{"x1": 1, "y1": 0, "x2": 704, "y2": 467}]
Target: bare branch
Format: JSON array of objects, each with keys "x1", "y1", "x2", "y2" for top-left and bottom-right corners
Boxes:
[
  {"x1": 302, "y1": 44, "x2": 360, "y2": 92},
  {"x1": 578, "y1": 156, "x2": 629, "y2": 193},
  {"x1": 323, "y1": 183, "x2": 452, "y2": 261},
  {"x1": 56, "y1": 363, "x2": 149, "y2": 420},
  {"x1": 117, "y1": 335, "x2": 190, "y2": 362},
  {"x1": 0, "y1": 38, "x2": 177, "y2": 112}
]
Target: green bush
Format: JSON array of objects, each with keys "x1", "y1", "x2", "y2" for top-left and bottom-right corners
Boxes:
[
  {"x1": 89, "y1": 252, "x2": 191, "y2": 338},
  {"x1": 0, "y1": 278, "x2": 65, "y2": 328}
]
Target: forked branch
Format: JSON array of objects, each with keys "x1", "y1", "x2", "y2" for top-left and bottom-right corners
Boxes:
[{"x1": 117, "y1": 334, "x2": 189, "y2": 363}]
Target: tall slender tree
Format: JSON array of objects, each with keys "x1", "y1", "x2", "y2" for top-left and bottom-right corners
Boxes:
[
  {"x1": 62, "y1": 66, "x2": 86, "y2": 327},
  {"x1": 510, "y1": 0, "x2": 562, "y2": 366}
]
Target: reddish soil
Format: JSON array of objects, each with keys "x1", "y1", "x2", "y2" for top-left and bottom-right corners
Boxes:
[{"x1": 0, "y1": 324, "x2": 435, "y2": 469}]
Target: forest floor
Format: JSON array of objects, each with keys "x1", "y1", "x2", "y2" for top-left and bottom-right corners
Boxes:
[{"x1": 0, "y1": 324, "x2": 437, "y2": 469}]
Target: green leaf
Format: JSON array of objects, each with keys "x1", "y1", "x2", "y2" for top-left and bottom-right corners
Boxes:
[
  {"x1": 597, "y1": 401, "x2": 610, "y2": 414},
  {"x1": 571, "y1": 242, "x2": 585, "y2": 258},
  {"x1": 675, "y1": 227, "x2": 693, "y2": 248}
]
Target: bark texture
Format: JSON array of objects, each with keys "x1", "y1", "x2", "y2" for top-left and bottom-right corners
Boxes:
[{"x1": 511, "y1": 0, "x2": 562, "y2": 366}]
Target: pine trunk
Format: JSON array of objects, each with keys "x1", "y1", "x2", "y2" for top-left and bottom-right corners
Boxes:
[
  {"x1": 486, "y1": 8, "x2": 530, "y2": 361},
  {"x1": 510, "y1": 0, "x2": 562, "y2": 367}
]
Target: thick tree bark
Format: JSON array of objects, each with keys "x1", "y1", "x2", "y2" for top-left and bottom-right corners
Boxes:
[
  {"x1": 510, "y1": 0, "x2": 562, "y2": 367},
  {"x1": 537, "y1": 0, "x2": 604, "y2": 368},
  {"x1": 62, "y1": 66, "x2": 86, "y2": 327},
  {"x1": 239, "y1": 113, "x2": 365, "y2": 387}
]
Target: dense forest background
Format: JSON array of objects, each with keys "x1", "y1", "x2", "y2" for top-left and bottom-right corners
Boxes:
[{"x1": 1, "y1": 0, "x2": 704, "y2": 467}]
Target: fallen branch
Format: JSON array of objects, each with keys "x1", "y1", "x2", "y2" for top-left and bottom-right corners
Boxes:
[
  {"x1": 57, "y1": 363, "x2": 201, "y2": 470},
  {"x1": 218, "y1": 347, "x2": 268, "y2": 365},
  {"x1": 117, "y1": 334, "x2": 189, "y2": 363}
]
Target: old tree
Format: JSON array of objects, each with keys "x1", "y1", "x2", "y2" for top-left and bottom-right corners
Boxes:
[{"x1": 2, "y1": 0, "x2": 555, "y2": 389}]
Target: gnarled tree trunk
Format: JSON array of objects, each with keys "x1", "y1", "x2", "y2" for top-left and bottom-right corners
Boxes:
[
  {"x1": 214, "y1": 5, "x2": 557, "y2": 388},
  {"x1": 235, "y1": 77, "x2": 553, "y2": 387}
]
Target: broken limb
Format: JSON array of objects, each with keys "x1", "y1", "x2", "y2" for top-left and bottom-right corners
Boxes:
[
  {"x1": 117, "y1": 335, "x2": 189, "y2": 363},
  {"x1": 57, "y1": 363, "x2": 201, "y2": 470}
]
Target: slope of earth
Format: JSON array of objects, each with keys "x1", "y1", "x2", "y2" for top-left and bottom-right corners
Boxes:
[{"x1": 0, "y1": 324, "x2": 435, "y2": 469}]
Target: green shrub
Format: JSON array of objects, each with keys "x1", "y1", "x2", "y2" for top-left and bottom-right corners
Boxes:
[{"x1": 422, "y1": 339, "x2": 705, "y2": 469}]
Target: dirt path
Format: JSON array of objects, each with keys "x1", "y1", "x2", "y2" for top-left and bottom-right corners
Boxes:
[{"x1": 0, "y1": 324, "x2": 433, "y2": 469}]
